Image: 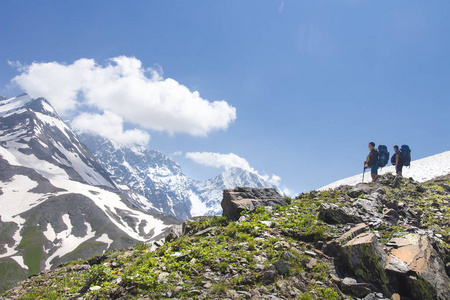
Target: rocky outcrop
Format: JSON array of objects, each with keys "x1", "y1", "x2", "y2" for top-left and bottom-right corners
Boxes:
[
  {"x1": 336, "y1": 232, "x2": 390, "y2": 296},
  {"x1": 318, "y1": 203, "x2": 362, "y2": 224},
  {"x1": 386, "y1": 234, "x2": 450, "y2": 300},
  {"x1": 327, "y1": 224, "x2": 450, "y2": 300},
  {"x1": 221, "y1": 187, "x2": 286, "y2": 220}
]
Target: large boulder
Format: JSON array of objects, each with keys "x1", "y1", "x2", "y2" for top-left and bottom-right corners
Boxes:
[
  {"x1": 221, "y1": 187, "x2": 286, "y2": 220},
  {"x1": 337, "y1": 232, "x2": 391, "y2": 296},
  {"x1": 318, "y1": 203, "x2": 362, "y2": 224},
  {"x1": 324, "y1": 223, "x2": 368, "y2": 256},
  {"x1": 386, "y1": 234, "x2": 450, "y2": 300}
]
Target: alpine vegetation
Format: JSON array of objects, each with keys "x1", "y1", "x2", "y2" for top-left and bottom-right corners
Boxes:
[{"x1": 3, "y1": 174, "x2": 450, "y2": 299}]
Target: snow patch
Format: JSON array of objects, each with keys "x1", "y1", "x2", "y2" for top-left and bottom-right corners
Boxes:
[
  {"x1": 189, "y1": 191, "x2": 209, "y2": 217},
  {"x1": 96, "y1": 233, "x2": 113, "y2": 249},
  {"x1": 11, "y1": 255, "x2": 28, "y2": 270},
  {"x1": 0, "y1": 174, "x2": 40, "y2": 221},
  {"x1": 0, "y1": 94, "x2": 32, "y2": 116},
  {"x1": 45, "y1": 216, "x2": 95, "y2": 269},
  {"x1": 320, "y1": 151, "x2": 450, "y2": 190},
  {"x1": 43, "y1": 222, "x2": 56, "y2": 243}
]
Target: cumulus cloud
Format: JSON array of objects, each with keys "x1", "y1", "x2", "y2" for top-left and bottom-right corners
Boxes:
[
  {"x1": 185, "y1": 151, "x2": 282, "y2": 187},
  {"x1": 10, "y1": 56, "x2": 237, "y2": 142},
  {"x1": 71, "y1": 111, "x2": 150, "y2": 147},
  {"x1": 185, "y1": 152, "x2": 253, "y2": 171}
]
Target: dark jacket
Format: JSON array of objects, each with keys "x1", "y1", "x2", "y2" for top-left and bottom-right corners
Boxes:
[
  {"x1": 367, "y1": 148, "x2": 378, "y2": 167},
  {"x1": 391, "y1": 150, "x2": 403, "y2": 166}
]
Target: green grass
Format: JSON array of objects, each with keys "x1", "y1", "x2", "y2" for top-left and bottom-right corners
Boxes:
[
  {"x1": 4, "y1": 175, "x2": 450, "y2": 300},
  {"x1": 18, "y1": 225, "x2": 43, "y2": 276}
]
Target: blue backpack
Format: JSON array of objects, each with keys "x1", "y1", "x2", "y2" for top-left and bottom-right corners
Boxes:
[
  {"x1": 377, "y1": 145, "x2": 389, "y2": 168},
  {"x1": 401, "y1": 145, "x2": 411, "y2": 166}
]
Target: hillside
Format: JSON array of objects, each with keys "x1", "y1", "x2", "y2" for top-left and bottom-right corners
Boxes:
[
  {"x1": 0, "y1": 95, "x2": 179, "y2": 292},
  {"x1": 3, "y1": 173, "x2": 450, "y2": 299}
]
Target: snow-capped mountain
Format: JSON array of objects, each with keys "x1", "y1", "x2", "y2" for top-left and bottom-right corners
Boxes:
[
  {"x1": 0, "y1": 94, "x2": 178, "y2": 292},
  {"x1": 190, "y1": 167, "x2": 281, "y2": 216},
  {"x1": 80, "y1": 134, "x2": 193, "y2": 220},
  {"x1": 320, "y1": 150, "x2": 450, "y2": 190},
  {"x1": 79, "y1": 135, "x2": 280, "y2": 221}
]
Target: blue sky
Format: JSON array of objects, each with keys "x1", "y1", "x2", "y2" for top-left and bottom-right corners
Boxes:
[{"x1": 1, "y1": 1, "x2": 450, "y2": 195}]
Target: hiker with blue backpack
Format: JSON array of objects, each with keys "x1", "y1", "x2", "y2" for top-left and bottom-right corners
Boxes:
[
  {"x1": 364, "y1": 142, "x2": 379, "y2": 181},
  {"x1": 391, "y1": 145, "x2": 403, "y2": 176},
  {"x1": 391, "y1": 145, "x2": 411, "y2": 177}
]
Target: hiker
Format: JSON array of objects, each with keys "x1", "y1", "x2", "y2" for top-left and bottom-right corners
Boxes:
[
  {"x1": 365, "y1": 142, "x2": 378, "y2": 181},
  {"x1": 392, "y1": 145, "x2": 403, "y2": 176}
]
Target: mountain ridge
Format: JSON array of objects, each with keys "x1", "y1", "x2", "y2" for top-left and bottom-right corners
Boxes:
[
  {"x1": 80, "y1": 134, "x2": 280, "y2": 221},
  {"x1": 0, "y1": 95, "x2": 179, "y2": 292}
]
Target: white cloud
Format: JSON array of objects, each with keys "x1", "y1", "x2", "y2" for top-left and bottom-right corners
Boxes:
[
  {"x1": 185, "y1": 152, "x2": 253, "y2": 171},
  {"x1": 10, "y1": 56, "x2": 237, "y2": 139},
  {"x1": 185, "y1": 151, "x2": 283, "y2": 187},
  {"x1": 71, "y1": 111, "x2": 150, "y2": 147},
  {"x1": 260, "y1": 174, "x2": 282, "y2": 187}
]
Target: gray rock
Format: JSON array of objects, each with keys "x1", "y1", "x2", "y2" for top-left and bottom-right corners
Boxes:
[
  {"x1": 385, "y1": 256, "x2": 410, "y2": 274},
  {"x1": 387, "y1": 233, "x2": 450, "y2": 300},
  {"x1": 262, "y1": 265, "x2": 278, "y2": 283},
  {"x1": 353, "y1": 198, "x2": 380, "y2": 216},
  {"x1": 318, "y1": 203, "x2": 362, "y2": 224},
  {"x1": 340, "y1": 277, "x2": 373, "y2": 298},
  {"x1": 221, "y1": 187, "x2": 285, "y2": 221},
  {"x1": 165, "y1": 223, "x2": 183, "y2": 242},
  {"x1": 274, "y1": 259, "x2": 292, "y2": 276},
  {"x1": 383, "y1": 209, "x2": 399, "y2": 225},
  {"x1": 338, "y1": 232, "x2": 390, "y2": 296}
]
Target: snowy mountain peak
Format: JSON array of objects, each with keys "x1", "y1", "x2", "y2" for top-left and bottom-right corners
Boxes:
[
  {"x1": 0, "y1": 94, "x2": 33, "y2": 116},
  {"x1": 78, "y1": 134, "x2": 281, "y2": 221}
]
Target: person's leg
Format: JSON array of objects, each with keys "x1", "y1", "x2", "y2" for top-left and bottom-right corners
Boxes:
[{"x1": 371, "y1": 164, "x2": 378, "y2": 181}]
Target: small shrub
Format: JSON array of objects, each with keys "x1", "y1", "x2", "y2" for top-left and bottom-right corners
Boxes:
[
  {"x1": 212, "y1": 282, "x2": 228, "y2": 294},
  {"x1": 226, "y1": 222, "x2": 237, "y2": 237}
]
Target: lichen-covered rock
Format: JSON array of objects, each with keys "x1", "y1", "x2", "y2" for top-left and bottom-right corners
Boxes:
[
  {"x1": 386, "y1": 233, "x2": 450, "y2": 300},
  {"x1": 338, "y1": 232, "x2": 390, "y2": 296},
  {"x1": 324, "y1": 223, "x2": 368, "y2": 256},
  {"x1": 318, "y1": 203, "x2": 362, "y2": 224},
  {"x1": 221, "y1": 187, "x2": 285, "y2": 220}
]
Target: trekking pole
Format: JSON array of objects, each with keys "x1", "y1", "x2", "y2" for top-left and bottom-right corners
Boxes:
[{"x1": 362, "y1": 162, "x2": 366, "y2": 183}]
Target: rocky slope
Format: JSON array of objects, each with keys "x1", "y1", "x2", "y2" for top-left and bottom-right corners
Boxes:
[
  {"x1": 80, "y1": 134, "x2": 280, "y2": 221},
  {"x1": 3, "y1": 173, "x2": 450, "y2": 299},
  {"x1": 0, "y1": 95, "x2": 179, "y2": 292}
]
